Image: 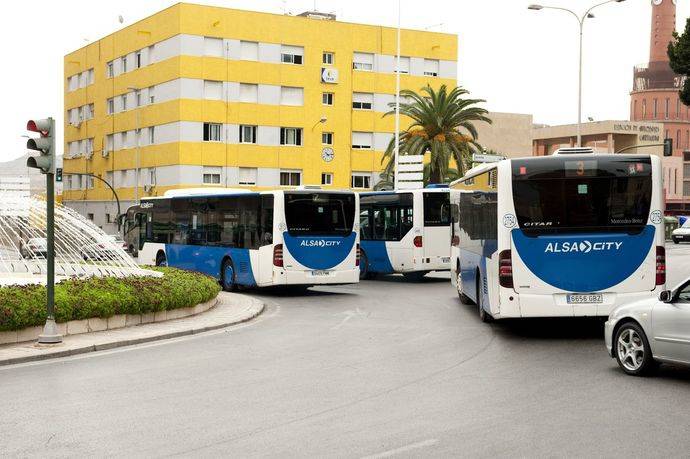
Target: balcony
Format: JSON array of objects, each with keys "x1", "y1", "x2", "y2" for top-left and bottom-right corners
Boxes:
[{"x1": 633, "y1": 61, "x2": 685, "y2": 91}]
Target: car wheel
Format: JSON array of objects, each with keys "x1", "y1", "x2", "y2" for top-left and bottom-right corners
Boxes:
[
  {"x1": 155, "y1": 252, "x2": 167, "y2": 267},
  {"x1": 221, "y1": 258, "x2": 236, "y2": 292},
  {"x1": 477, "y1": 272, "x2": 492, "y2": 323},
  {"x1": 359, "y1": 251, "x2": 371, "y2": 280},
  {"x1": 456, "y1": 268, "x2": 473, "y2": 305},
  {"x1": 402, "y1": 271, "x2": 426, "y2": 282},
  {"x1": 614, "y1": 322, "x2": 656, "y2": 376}
]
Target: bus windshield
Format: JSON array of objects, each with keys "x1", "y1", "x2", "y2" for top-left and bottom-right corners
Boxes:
[
  {"x1": 512, "y1": 156, "x2": 652, "y2": 234},
  {"x1": 284, "y1": 192, "x2": 355, "y2": 236}
]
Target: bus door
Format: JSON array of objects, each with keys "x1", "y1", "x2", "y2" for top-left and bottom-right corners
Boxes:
[{"x1": 422, "y1": 192, "x2": 451, "y2": 264}]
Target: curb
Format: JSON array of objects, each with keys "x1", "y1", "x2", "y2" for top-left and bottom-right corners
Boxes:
[{"x1": 0, "y1": 293, "x2": 265, "y2": 367}]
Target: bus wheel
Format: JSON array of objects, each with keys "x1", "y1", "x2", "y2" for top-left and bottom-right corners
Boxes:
[
  {"x1": 476, "y1": 273, "x2": 492, "y2": 323},
  {"x1": 221, "y1": 258, "x2": 237, "y2": 292},
  {"x1": 402, "y1": 271, "x2": 426, "y2": 282},
  {"x1": 359, "y1": 251, "x2": 375, "y2": 280},
  {"x1": 456, "y1": 269, "x2": 473, "y2": 305},
  {"x1": 155, "y1": 252, "x2": 167, "y2": 267}
]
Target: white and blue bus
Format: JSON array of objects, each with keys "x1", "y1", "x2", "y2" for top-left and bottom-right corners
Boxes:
[
  {"x1": 358, "y1": 188, "x2": 451, "y2": 280},
  {"x1": 450, "y1": 152, "x2": 666, "y2": 321},
  {"x1": 123, "y1": 188, "x2": 360, "y2": 290}
]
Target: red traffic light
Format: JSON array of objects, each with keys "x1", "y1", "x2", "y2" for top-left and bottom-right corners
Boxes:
[{"x1": 27, "y1": 119, "x2": 51, "y2": 137}]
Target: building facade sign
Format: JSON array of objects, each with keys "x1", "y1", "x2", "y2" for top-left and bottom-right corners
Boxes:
[{"x1": 321, "y1": 67, "x2": 338, "y2": 84}]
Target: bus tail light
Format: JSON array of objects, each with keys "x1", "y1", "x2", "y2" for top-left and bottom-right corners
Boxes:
[
  {"x1": 413, "y1": 236, "x2": 423, "y2": 248},
  {"x1": 451, "y1": 235, "x2": 460, "y2": 247},
  {"x1": 656, "y1": 245, "x2": 666, "y2": 286},
  {"x1": 499, "y1": 250, "x2": 513, "y2": 288},
  {"x1": 273, "y1": 244, "x2": 284, "y2": 267},
  {"x1": 356, "y1": 243, "x2": 360, "y2": 266}
]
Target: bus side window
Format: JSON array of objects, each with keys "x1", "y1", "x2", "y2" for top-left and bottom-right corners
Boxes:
[
  {"x1": 260, "y1": 195, "x2": 274, "y2": 246},
  {"x1": 359, "y1": 207, "x2": 372, "y2": 240}
]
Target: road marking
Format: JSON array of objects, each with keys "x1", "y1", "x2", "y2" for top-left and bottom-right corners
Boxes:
[
  {"x1": 361, "y1": 439, "x2": 439, "y2": 459},
  {"x1": 331, "y1": 307, "x2": 367, "y2": 330}
]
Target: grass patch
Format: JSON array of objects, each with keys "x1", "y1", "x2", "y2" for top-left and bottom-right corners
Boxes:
[{"x1": 0, "y1": 267, "x2": 220, "y2": 332}]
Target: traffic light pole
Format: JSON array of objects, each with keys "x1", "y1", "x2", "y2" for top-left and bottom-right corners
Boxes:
[{"x1": 38, "y1": 170, "x2": 61, "y2": 344}]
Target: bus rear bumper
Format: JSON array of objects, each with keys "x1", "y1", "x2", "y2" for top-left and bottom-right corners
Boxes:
[
  {"x1": 275, "y1": 268, "x2": 360, "y2": 286},
  {"x1": 496, "y1": 289, "x2": 662, "y2": 319}
]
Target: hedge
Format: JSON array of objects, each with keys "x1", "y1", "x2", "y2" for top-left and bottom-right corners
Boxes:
[{"x1": 0, "y1": 267, "x2": 220, "y2": 332}]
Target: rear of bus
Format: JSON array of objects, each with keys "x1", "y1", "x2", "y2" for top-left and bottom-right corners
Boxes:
[
  {"x1": 501, "y1": 154, "x2": 665, "y2": 318},
  {"x1": 272, "y1": 190, "x2": 359, "y2": 285}
]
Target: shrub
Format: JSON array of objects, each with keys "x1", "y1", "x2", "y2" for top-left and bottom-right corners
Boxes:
[{"x1": 0, "y1": 268, "x2": 220, "y2": 332}]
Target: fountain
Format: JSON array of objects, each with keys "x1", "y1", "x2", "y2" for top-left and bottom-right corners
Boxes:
[{"x1": 0, "y1": 192, "x2": 158, "y2": 286}]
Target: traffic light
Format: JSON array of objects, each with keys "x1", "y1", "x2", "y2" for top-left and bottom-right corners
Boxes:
[
  {"x1": 55, "y1": 168, "x2": 63, "y2": 183},
  {"x1": 26, "y1": 117, "x2": 55, "y2": 174},
  {"x1": 663, "y1": 137, "x2": 673, "y2": 157}
]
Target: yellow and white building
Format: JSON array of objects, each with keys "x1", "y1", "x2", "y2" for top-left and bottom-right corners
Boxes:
[{"x1": 63, "y1": 3, "x2": 458, "y2": 231}]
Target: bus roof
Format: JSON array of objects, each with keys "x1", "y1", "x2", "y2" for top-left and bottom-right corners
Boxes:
[
  {"x1": 360, "y1": 188, "x2": 449, "y2": 197},
  {"x1": 449, "y1": 162, "x2": 497, "y2": 187}
]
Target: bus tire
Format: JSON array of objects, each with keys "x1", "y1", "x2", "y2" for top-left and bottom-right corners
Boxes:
[
  {"x1": 155, "y1": 251, "x2": 167, "y2": 267},
  {"x1": 476, "y1": 272, "x2": 493, "y2": 323},
  {"x1": 221, "y1": 258, "x2": 237, "y2": 292},
  {"x1": 456, "y1": 268, "x2": 473, "y2": 305},
  {"x1": 359, "y1": 251, "x2": 376, "y2": 280},
  {"x1": 402, "y1": 271, "x2": 426, "y2": 282}
]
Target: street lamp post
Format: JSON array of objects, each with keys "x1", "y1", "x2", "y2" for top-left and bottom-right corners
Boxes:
[
  {"x1": 394, "y1": 0, "x2": 401, "y2": 190},
  {"x1": 528, "y1": 0, "x2": 626, "y2": 147}
]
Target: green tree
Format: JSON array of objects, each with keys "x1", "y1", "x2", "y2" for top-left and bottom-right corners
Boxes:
[
  {"x1": 380, "y1": 84, "x2": 491, "y2": 186},
  {"x1": 668, "y1": 20, "x2": 690, "y2": 105}
]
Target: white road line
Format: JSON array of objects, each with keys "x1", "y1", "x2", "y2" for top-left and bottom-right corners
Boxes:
[{"x1": 361, "y1": 439, "x2": 439, "y2": 459}]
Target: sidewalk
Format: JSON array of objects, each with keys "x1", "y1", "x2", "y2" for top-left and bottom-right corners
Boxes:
[{"x1": 0, "y1": 292, "x2": 264, "y2": 366}]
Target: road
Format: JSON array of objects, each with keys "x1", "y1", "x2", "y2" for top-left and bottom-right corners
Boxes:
[{"x1": 1, "y1": 244, "x2": 690, "y2": 457}]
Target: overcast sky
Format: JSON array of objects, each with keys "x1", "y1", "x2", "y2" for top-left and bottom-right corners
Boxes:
[{"x1": 1, "y1": 0, "x2": 687, "y2": 162}]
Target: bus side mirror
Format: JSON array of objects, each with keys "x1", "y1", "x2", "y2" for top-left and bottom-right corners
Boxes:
[{"x1": 659, "y1": 290, "x2": 672, "y2": 303}]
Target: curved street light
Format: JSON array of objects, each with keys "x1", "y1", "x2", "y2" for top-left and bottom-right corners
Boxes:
[{"x1": 528, "y1": 0, "x2": 626, "y2": 147}]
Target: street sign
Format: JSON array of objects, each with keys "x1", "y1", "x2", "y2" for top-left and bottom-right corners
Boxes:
[{"x1": 473, "y1": 153, "x2": 505, "y2": 164}]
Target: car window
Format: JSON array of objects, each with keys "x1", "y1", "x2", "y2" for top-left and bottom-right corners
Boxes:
[{"x1": 677, "y1": 282, "x2": 690, "y2": 303}]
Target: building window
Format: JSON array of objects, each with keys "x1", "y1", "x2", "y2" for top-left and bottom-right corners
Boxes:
[
  {"x1": 352, "y1": 131, "x2": 373, "y2": 149},
  {"x1": 353, "y1": 52, "x2": 374, "y2": 71},
  {"x1": 666, "y1": 98, "x2": 670, "y2": 119},
  {"x1": 107, "y1": 98, "x2": 114, "y2": 115},
  {"x1": 203, "y1": 80, "x2": 223, "y2": 100},
  {"x1": 121, "y1": 94, "x2": 128, "y2": 111},
  {"x1": 240, "y1": 41, "x2": 259, "y2": 61},
  {"x1": 148, "y1": 86, "x2": 155, "y2": 104},
  {"x1": 280, "y1": 86, "x2": 304, "y2": 106},
  {"x1": 280, "y1": 170, "x2": 301, "y2": 186},
  {"x1": 106, "y1": 61, "x2": 114, "y2": 78},
  {"x1": 323, "y1": 52, "x2": 334, "y2": 65},
  {"x1": 135, "y1": 90, "x2": 142, "y2": 107},
  {"x1": 203, "y1": 37, "x2": 224, "y2": 57},
  {"x1": 423, "y1": 59, "x2": 439, "y2": 76},
  {"x1": 202, "y1": 166, "x2": 222, "y2": 184},
  {"x1": 677, "y1": 129, "x2": 681, "y2": 148},
  {"x1": 322, "y1": 92, "x2": 334, "y2": 106},
  {"x1": 677, "y1": 98, "x2": 681, "y2": 118},
  {"x1": 654, "y1": 99, "x2": 658, "y2": 118},
  {"x1": 106, "y1": 134, "x2": 114, "y2": 152},
  {"x1": 203, "y1": 123, "x2": 222, "y2": 142},
  {"x1": 280, "y1": 127, "x2": 303, "y2": 146},
  {"x1": 642, "y1": 99, "x2": 647, "y2": 118},
  {"x1": 135, "y1": 50, "x2": 142, "y2": 69},
  {"x1": 351, "y1": 173, "x2": 371, "y2": 189},
  {"x1": 121, "y1": 56, "x2": 128, "y2": 73},
  {"x1": 322, "y1": 132, "x2": 333, "y2": 145},
  {"x1": 686, "y1": 130, "x2": 689, "y2": 149},
  {"x1": 239, "y1": 167, "x2": 257, "y2": 186},
  {"x1": 87, "y1": 213, "x2": 94, "y2": 221},
  {"x1": 239, "y1": 83, "x2": 258, "y2": 103},
  {"x1": 148, "y1": 126, "x2": 155, "y2": 145},
  {"x1": 352, "y1": 92, "x2": 373, "y2": 110},
  {"x1": 281, "y1": 45, "x2": 304, "y2": 64},
  {"x1": 121, "y1": 131, "x2": 129, "y2": 149},
  {"x1": 106, "y1": 213, "x2": 112, "y2": 224},
  {"x1": 395, "y1": 56, "x2": 410, "y2": 74},
  {"x1": 148, "y1": 45, "x2": 155, "y2": 65},
  {"x1": 321, "y1": 173, "x2": 333, "y2": 185},
  {"x1": 239, "y1": 125, "x2": 257, "y2": 144}
]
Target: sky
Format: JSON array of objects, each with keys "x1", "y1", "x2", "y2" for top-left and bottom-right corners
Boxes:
[{"x1": 1, "y1": 0, "x2": 688, "y2": 162}]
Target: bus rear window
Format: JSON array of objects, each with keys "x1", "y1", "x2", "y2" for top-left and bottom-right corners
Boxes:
[
  {"x1": 512, "y1": 156, "x2": 652, "y2": 234},
  {"x1": 284, "y1": 192, "x2": 355, "y2": 236},
  {"x1": 423, "y1": 192, "x2": 451, "y2": 227}
]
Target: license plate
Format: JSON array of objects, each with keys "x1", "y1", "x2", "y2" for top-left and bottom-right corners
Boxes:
[
  {"x1": 441, "y1": 257, "x2": 451, "y2": 263},
  {"x1": 567, "y1": 293, "x2": 603, "y2": 304},
  {"x1": 311, "y1": 270, "x2": 330, "y2": 276}
]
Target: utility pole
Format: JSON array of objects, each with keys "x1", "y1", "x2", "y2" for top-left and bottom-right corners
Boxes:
[{"x1": 26, "y1": 117, "x2": 61, "y2": 344}]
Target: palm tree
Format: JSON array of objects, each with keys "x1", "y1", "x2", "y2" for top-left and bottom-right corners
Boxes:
[{"x1": 381, "y1": 84, "x2": 491, "y2": 185}]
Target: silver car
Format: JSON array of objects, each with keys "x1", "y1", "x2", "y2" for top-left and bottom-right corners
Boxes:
[{"x1": 605, "y1": 278, "x2": 690, "y2": 375}]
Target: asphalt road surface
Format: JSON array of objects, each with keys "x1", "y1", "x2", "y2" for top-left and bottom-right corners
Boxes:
[{"x1": 2, "y1": 244, "x2": 690, "y2": 457}]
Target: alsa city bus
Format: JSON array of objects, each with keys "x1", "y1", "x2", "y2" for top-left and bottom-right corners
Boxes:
[
  {"x1": 358, "y1": 188, "x2": 451, "y2": 280},
  {"x1": 450, "y1": 151, "x2": 666, "y2": 321},
  {"x1": 123, "y1": 188, "x2": 360, "y2": 290}
]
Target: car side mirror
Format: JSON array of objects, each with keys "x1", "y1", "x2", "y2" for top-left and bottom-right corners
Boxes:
[{"x1": 659, "y1": 290, "x2": 673, "y2": 303}]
